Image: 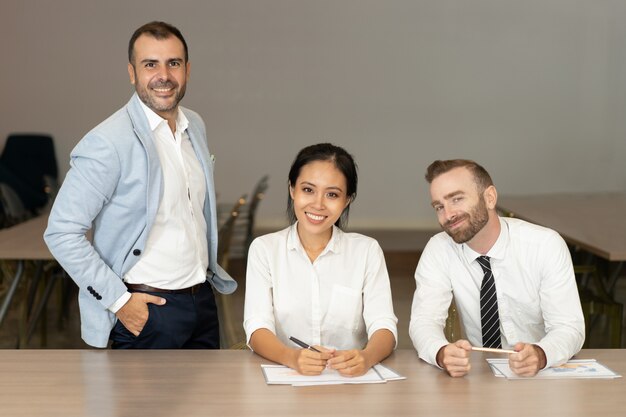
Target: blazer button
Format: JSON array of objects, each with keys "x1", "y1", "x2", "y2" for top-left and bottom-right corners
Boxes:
[{"x1": 133, "y1": 249, "x2": 141, "y2": 256}]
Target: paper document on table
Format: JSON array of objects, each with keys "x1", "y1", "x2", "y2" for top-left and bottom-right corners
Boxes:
[
  {"x1": 373, "y1": 364, "x2": 406, "y2": 381},
  {"x1": 487, "y1": 358, "x2": 622, "y2": 380},
  {"x1": 261, "y1": 363, "x2": 404, "y2": 386}
]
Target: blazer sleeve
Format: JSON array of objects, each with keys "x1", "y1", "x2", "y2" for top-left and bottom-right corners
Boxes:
[{"x1": 44, "y1": 132, "x2": 128, "y2": 309}]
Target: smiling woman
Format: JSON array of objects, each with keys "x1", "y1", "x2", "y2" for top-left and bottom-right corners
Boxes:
[
  {"x1": 288, "y1": 159, "x2": 350, "y2": 261},
  {"x1": 243, "y1": 143, "x2": 398, "y2": 378}
]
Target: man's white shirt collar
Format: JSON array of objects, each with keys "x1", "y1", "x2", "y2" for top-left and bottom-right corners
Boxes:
[
  {"x1": 138, "y1": 99, "x2": 189, "y2": 134},
  {"x1": 460, "y1": 216, "x2": 509, "y2": 263}
]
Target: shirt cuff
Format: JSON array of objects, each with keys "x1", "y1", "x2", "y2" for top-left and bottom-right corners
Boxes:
[
  {"x1": 367, "y1": 320, "x2": 399, "y2": 349},
  {"x1": 108, "y1": 291, "x2": 132, "y2": 314},
  {"x1": 243, "y1": 318, "x2": 276, "y2": 344},
  {"x1": 432, "y1": 342, "x2": 449, "y2": 369},
  {"x1": 535, "y1": 341, "x2": 560, "y2": 369}
]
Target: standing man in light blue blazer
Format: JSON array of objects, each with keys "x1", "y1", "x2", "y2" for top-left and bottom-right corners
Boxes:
[{"x1": 44, "y1": 21, "x2": 237, "y2": 349}]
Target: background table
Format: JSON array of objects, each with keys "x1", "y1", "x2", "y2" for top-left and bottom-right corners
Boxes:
[
  {"x1": 497, "y1": 192, "x2": 626, "y2": 261},
  {"x1": 0, "y1": 214, "x2": 56, "y2": 344},
  {"x1": 0, "y1": 213, "x2": 52, "y2": 261},
  {"x1": 0, "y1": 349, "x2": 624, "y2": 417}
]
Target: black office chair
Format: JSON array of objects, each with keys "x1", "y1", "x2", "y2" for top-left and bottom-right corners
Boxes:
[
  {"x1": 0, "y1": 181, "x2": 28, "y2": 228},
  {"x1": 0, "y1": 134, "x2": 58, "y2": 213},
  {"x1": 0, "y1": 134, "x2": 61, "y2": 346}
]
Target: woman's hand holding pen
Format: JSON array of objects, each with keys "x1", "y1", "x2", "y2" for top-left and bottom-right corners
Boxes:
[
  {"x1": 328, "y1": 329, "x2": 395, "y2": 377},
  {"x1": 327, "y1": 349, "x2": 371, "y2": 377},
  {"x1": 290, "y1": 346, "x2": 335, "y2": 376}
]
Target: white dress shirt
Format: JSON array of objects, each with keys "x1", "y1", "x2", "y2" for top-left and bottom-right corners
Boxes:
[
  {"x1": 109, "y1": 101, "x2": 208, "y2": 312},
  {"x1": 409, "y1": 216, "x2": 584, "y2": 368},
  {"x1": 244, "y1": 224, "x2": 398, "y2": 350}
]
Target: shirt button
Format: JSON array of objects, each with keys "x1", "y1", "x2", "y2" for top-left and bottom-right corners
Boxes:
[{"x1": 133, "y1": 249, "x2": 141, "y2": 256}]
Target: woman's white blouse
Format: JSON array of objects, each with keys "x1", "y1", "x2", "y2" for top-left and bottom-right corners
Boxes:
[{"x1": 244, "y1": 223, "x2": 398, "y2": 350}]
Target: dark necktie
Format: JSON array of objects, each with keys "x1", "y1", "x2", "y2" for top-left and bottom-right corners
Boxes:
[{"x1": 477, "y1": 256, "x2": 502, "y2": 348}]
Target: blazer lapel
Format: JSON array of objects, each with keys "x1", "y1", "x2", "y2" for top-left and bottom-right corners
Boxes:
[
  {"x1": 184, "y1": 114, "x2": 219, "y2": 270},
  {"x1": 126, "y1": 93, "x2": 163, "y2": 228}
]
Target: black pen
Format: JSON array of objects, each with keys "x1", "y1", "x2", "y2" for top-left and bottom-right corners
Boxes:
[{"x1": 289, "y1": 336, "x2": 321, "y2": 353}]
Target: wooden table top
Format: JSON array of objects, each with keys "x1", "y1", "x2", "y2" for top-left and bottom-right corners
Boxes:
[
  {"x1": 0, "y1": 214, "x2": 52, "y2": 260},
  {"x1": 498, "y1": 192, "x2": 626, "y2": 261},
  {"x1": 0, "y1": 349, "x2": 624, "y2": 417}
]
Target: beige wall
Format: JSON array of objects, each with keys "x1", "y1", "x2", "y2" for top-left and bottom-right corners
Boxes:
[{"x1": 2, "y1": 0, "x2": 626, "y2": 231}]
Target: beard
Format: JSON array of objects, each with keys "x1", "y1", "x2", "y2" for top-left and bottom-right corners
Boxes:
[
  {"x1": 136, "y1": 77, "x2": 187, "y2": 114},
  {"x1": 441, "y1": 198, "x2": 489, "y2": 244}
]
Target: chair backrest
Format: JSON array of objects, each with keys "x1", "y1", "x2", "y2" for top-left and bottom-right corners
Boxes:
[
  {"x1": 215, "y1": 194, "x2": 247, "y2": 349},
  {"x1": 244, "y1": 175, "x2": 269, "y2": 255},
  {"x1": 217, "y1": 195, "x2": 247, "y2": 271},
  {"x1": 0, "y1": 183, "x2": 27, "y2": 226},
  {"x1": 444, "y1": 297, "x2": 463, "y2": 342},
  {"x1": 0, "y1": 134, "x2": 58, "y2": 211}
]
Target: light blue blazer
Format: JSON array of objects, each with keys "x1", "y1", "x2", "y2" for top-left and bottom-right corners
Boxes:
[{"x1": 44, "y1": 94, "x2": 237, "y2": 347}]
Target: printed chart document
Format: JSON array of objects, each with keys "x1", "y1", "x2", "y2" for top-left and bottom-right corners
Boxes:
[
  {"x1": 487, "y1": 358, "x2": 622, "y2": 380},
  {"x1": 261, "y1": 363, "x2": 405, "y2": 386}
]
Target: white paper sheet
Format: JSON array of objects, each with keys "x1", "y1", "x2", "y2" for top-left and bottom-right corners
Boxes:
[
  {"x1": 486, "y1": 358, "x2": 622, "y2": 379},
  {"x1": 373, "y1": 364, "x2": 406, "y2": 381},
  {"x1": 261, "y1": 363, "x2": 405, "y2": 386}
]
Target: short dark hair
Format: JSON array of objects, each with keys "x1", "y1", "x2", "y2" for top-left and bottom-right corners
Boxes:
[
  {"x1": 425, "y1": 159, "x2": 494, "y2": 192},
  {"x1": 287, "y1": 143, "x2": 358, "y2": 229},
  {"x1": 128, "y1": 21, "x2": 188, "y2": 64}
]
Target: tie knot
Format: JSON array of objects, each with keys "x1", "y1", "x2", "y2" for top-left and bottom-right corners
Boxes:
[{"x1": 477, "y1": 256, "x2": 491, "y2": 273}]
